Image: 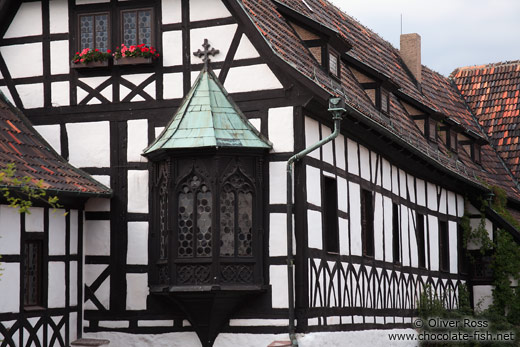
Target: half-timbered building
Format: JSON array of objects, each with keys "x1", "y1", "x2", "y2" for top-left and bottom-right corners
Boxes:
[{"x1": 1, "y1": 0, "x2": 520, "y2": 346}]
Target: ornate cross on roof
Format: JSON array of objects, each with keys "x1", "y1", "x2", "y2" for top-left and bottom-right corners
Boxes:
[{"x1": 193, "y1": 39, "x2": 219, "y2": 68}]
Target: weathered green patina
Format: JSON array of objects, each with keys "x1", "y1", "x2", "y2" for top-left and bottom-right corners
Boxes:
[{"x1": 144, "y1": 66, "x2": 271, "y2": 155}]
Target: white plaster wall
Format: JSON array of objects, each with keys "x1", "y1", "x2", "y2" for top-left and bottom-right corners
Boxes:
[
  {"x1": 337, "y1": 176, "x2": 348, "y2": 213},
  {"x1": 126, "y1": 274, "x2": 148, "y2": 310},
  {"x1": 234, "y1": 34, "x2": 260, "y2": 60},
  {"x1": 49, "y1": 209, "x2": 66, "y2": 255},
  {"x1": 398, "y1": 169, "x2": 407, "y2": 199},
  {"x1": 191, "y1": 25, "x2": 237, "y2": 63},
  {"x1": 70, "y1": 210, "x2": 78, "y2": 254},
  {"x1": 26, "y1": 207, "x2": 44, "y2": 232},
  {"x1": 0, "y1": 205, "x2": 20, "y2": 254},
  {"x1": 321, "y1": 125, "x2": 334, "y2": 165},
  {"x1": 34, "y1": 124, "x2": 61, "y2": 154},
  {"x1": 190, "y1": 0, "x2": 232, "y2": 21},
  {"x1": 67, "y1": 121, "x2": 110, "y2": 167},
  {"x1": 373, "y1": 193, "x2": 383, "y2": 261},
  {"x1": 428, "y1": 215, "x2": 439, "y2": 271},
  {"x1": 70, "y1": 312, "x2": 78, "y2": 342},
  {"x1": 457, "y1": 194, "x2": 465, "y2": 217},
  {"x1": 84, "y1": 220, "x2": 111, "y2": 256},
  {"x1": 17, "y1": 83, "x2": 44, "y2": 109},
  {"x1": 128, "y1": 170, "x2": 149, "y2": 213},
  {"x1": 162, "y1": 31, "x2": 183, "y2": 66},
  {"x1": 383, "y1": 196, "x2": 393, "y2": 263},
  {"x1": 408, "y1": 209, "x2": 418, "y2": 267},
  {"x1": 391, "y1": 165, "x2": 398, "y2": 195},
  {"x1": 339, "y1": 217, "x2": 349, "y2": 255},
  {"x1": 0, "y1": 263, "x2": 19, "y2": 313},
  {"x1": 85, "y1": 264, "x2": 110, "y2": 310},
  {"x1": 163, "y1": 73, "x2": 184, "y2": 99},
  {"x1": 224, "y1": 65, "x2": 283, "y2": 93},
  {"x1": 468, "y1": 217, "x2": 493, "y2": 250},
  {"x1": 400, "y1": 206, "x2": 410, "y2": 266},
  {"x1": 51, "y1": 81, "x2": 70, "y2": 107},
  {"x1": 161, "y1": 0, "x2": 182, "y2": 24},
  {"x1": 138, "y1": 320, "x2": 174, "y2": 327},
  {"x1": 85, "y1": 197, "x2": 111, "y2": 212},
  {"x1": 269, "y1": 213, "x2": 294, "y2": 257},
  {"x1": 448, "y1": 221, "x2": 458, "y2": 274},
  {"x1": 416, "y1": 178, "x2": 426, "y2": 207},
  {"x1": 439, "y1": 188, "x2": 447, "y2": 214},
  {"x1": 127, "y1": 222, "x2": 148, "y2": 265},
  {"x1": 127, "y1": 119, "x2": 148, "y2": 162},
  {"x1": 335, "y1": 134, "x2": 346, "y2": 170},
  {"x1": 427, "y1": 182, "x2": 437, "y2": 211},
  {"x1": 49, "y1": 0, "x2": 68, "y2": 34},
  {"x1": 0, "y1": 87, "x2": 14, "y2": 105},
  {"x1": 359, "y1": 145, "x2": 370, "y2": 181},
  {"x1": 50, "y1": 40, "x2": 69, "y2": 75},
  {"x1": 304, "y1": 117, "x2": 320, "y2": 159},
  {"x1": 348, "y1": 182, "x2": 361, "y2": 256},
  {"x1": 447, "y1": 191, "x2": 457, "y2": 216},
  {"x1": 268, "y1": 106, "x2": 293, "y2": 152},
  {"x1": 407, "y1": 174, "x2": 415, "y2": 203},
  {"x1": 270, "y1": 265, "x2": 289, "y2": 308},
  {"x1": 382, "y1": 158, "x2": 391, "y2": 190},
  {"x1": 0, "y1": 44, "x2": 43, "y2": 78},
  {"x1": 70, "y1": 261, "x2": 78, "y2": 306},
  {"x1": 473, "y1": 285, "x2": 493, "y2": 312},
  {"x1": 121, "y1": 74, "x2": 155, "y2": 101},
  {"x1": 306, "y1": 165, "x2": 321, "y2": 206},
  {"x1": 248, "y1": 118, "x2": 261, "y2": 132},
  {"x1": 48, "y1": 262, "x2": 66, "y2": 308},
  {"x1": 3, "y1": 2, "x2": 42, "y2": 38},
  {"x1": 269, "y1": 161, "x2": 287, "y2": 204},
  {"x1": 307, "y1": 210, "x2": 322, "y2": 249}
]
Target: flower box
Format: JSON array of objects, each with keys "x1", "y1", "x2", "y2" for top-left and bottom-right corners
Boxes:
[
  {"x1": 70, "y1": 60, "x2": 109, "y2": 69},
  {"x1": 114, "y1": 56, "x2": 153, "y2": 66}
]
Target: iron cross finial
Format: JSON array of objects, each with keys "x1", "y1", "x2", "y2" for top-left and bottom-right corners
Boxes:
[{"x1": 193, "y1": 39, "x2": 219, "y2": 68}]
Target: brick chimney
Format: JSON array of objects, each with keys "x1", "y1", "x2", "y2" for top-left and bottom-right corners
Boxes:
[{"x1": 400, "y1": 33, "x2": 422, "y2": 84}]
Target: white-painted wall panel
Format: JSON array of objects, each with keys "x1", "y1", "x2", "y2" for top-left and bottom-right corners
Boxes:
[
  {"x1": 84, "y1": 264, "x2": 109, "y2": 310},
  {"x1": 447, "y1": 191, "x2": 457, "y2": 216},
  {"x1": 307, "y1": 210, "x2": 322, "y2": 249},
  {"x1": 473, "y1": 285, "x2": 493, "y2": 312},
  {"x1": 337, "y1": 176, "x2": 348, "y2": 213},
  {"x1": 382, "y1": 158, "x2": 391, "y2": 190},
  {"x1": 335, "y1": 134, "x2": 346, "y2": 170},
  {"x1": 416, "y1": 179, "x2": 426, "y2": 207},
  {"x1": 162, "y1": 31, "x2": 183, "y2": 66},
  {"x1": 407, "y1": 174, "x2": 415, "y2": 203},
  {"x1": 448, "y1": 221, "x2": 458, "y2": 274},
  {"x1": 70, "y1": 312, "x2": 78, "y2": 342},
  {"x1": 70, "y1": 210, "x2": 78, "y2": 254},
  {"x1": 0, "y1": 263, "x2": 19, "y2": 313},
  {"x1": 191, "y1": 25, "x2": 237, "y2": 63},
  {"x1": 383, "y1": 196, "x2": 393, "y2": 263},
  {"x1": 304, "y1": 117, "x2": 320, "y2": 159},
  {"x1": 248, "y1": 118, "x2": 261, "y2": 132},
  {"x1": 373, "y1": 193, "x2": 383, "y2": 261},
  {"x1": 49, "y1": 209, "x2": 66, "y2": 255},
  {"x1": 17, "y1": 83, "x2": 44, "y2": 109},
  {"x1": 399, "y1": 169, "x2": 407, "y2": 199},
  {"x1": 371, "y1": 152, "x2": 379, "y2": 185},
  {"x1": 84, "y1": 220, "x2": 111, "y2": 256},
  {"x1": 0, "y1": 205, "x2": 20, "y2": 254},
  {"x1": 161, "y1": 0, "x2": 182, "y2": 24},
  {"x1": 457, "y1": 194, "x2": 465, "y2": 217},
  {"x1": 127, "y1": 119, "x2": 148, "y2": 162},
  {"x1": 190, "y1": 0, "x2": 232, "y2": 21},
  {"x1": 51, "y1": 81, "x2": 70, "y2": 107},
  {"x1": 127, "y1": 222, "x2": 148, "y2": 265},
  {"x1": 269, "y1": 161, "x2": 287, "y2": 204},
  {"x1": 321, "y1": 125, "x2": 334, "y2": 165},
  {"x1": 48, "y1": 262, "x2": 66, "y2": 308},
  {"x1": 128, "y1": 170, "x2": 149, "y2": 213},
  {"x1": 126, "y1": 274, "x2": 148, "y2": 310},
  {"x1": 391, "y1": 165, "x2": 399, "y2": 195},
  {"x1": 50, "y1": 41, "x2": 69, "y2": 75},
  {"x1": 269, "y1": 213, "x2": 294, "y2": 257},
  {"x1": 120, "y1": 73, "x2": 153, "y2": 101},
  {"x1": 408, "y1": 210, "x2": 418, "y2": 268},
  {"x1": 400, "y1": 206, "x2": 410, "y2": 266},
  {"x1": 34, "y1": 124, "x2": 61, "y2": 154},
  {"x1": 1, "y1": 44, "x2": 43, "y2": 78},
  {"x1": 3, "y1": 3, "x2": 42, "y2": 38},
  {"x1": 224, "y1": 65, "x2": 283, "y2": 93},
  {"x1": 270, "y1": 265, "x2": 289, "y2": 308},
  {"x1": 268, "y1": 106, "x2": 293, "y2": 152},
  {"x1": 163, "y1": 73, "x2": 184, "y2": 99},
  {"x1": 439, "y1": 188, "x2": 447, "y2": 214},
  {"x1": 234, "y1": 34, "x2": 260, "y2": 60},
  {"x1": 359, "y1": 145, "x2": 370, "y2": 181},
  {"x1": 49, "y1": 0, "x2": 68, "y2": 34},
  {"x1": 346, "y1": 139, "x2": 358, "y2": 175},
  {"x1": 428, "y1": 215, "x2": 439, "y2": 271},
  {"x1": 427, "y1": 182, "x2": 437, "y2": 211},
  {"x1": 306, "y1": 166, "x2": 321, "y2": 206},
  {"x1": 67, "y1": 121, "x2": 110, "y2": 167},
  {"x1": 26, "y1": 207, "x2": 44, "y2": 232},
  {"x1": 348, "y1": 182, "x2": 362, "y2": 256},
  {"x1": 339, "y1": 217, "x2": 349, "y2": 255}
]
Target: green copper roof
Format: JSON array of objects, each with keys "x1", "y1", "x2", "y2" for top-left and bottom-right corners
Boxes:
[{"x1": 144, "y1": 67, "x2": 272, "y2": 155}]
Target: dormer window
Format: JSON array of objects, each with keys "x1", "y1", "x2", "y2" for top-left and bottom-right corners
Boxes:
[
  {"x1": 428, "y1": 118, "x2": 437, "y2": 142},
  {"x1": 380, "y1": 88, "x2": 390, "y2": 114},
  {"x1": 449, "y1": 129, "x2": 458, "y2": 152},
  {"x1": 473, "y1": 143, "x2": 481, "y2": 164},
  {"x1": 328, "y1": 49, "x2": 340, "y2": 77}
]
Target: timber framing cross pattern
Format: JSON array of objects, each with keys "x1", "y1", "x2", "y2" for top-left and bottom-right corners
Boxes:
[{"x1": 0, "y1": 0, "x2": 519, "y2": 347}]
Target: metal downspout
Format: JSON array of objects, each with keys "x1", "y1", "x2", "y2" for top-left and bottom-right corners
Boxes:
[{"x1": 286, "y1": 98, "x2": 347, "y2": 346}]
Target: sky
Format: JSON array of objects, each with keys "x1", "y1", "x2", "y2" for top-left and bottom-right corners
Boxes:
[{"x1": 329, "y1": 0, "x2": 520, "y2": 76}]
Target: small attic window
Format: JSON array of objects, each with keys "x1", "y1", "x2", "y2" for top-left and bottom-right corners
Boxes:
[
  {"x1": 473, "y1": 143, "x2": 481, "y2": 164},
  {"x1": 329, "y1": 49, "x2": 339, "y2": 77},
  {"x1": 449, "y1": 129, "x2": 458, "y2": 152},
  {"x1": 428, "y1": 118, "x2": 437, "y2": 142},
  {"x1": 380, "y1": 88, "x2": 390, "y2": 115}
]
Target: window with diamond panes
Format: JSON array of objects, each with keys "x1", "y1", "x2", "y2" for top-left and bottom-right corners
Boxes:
[
  {"x1": 121, "y1": 9, "x2": 153, "y2": 47},
  {"x1": 24, "y1": 240, "x2": 43, "y2": 307},
  {"x1": 78, "y1": 13, "x2": 110, "y2": 51},
  {"x1": 220, "y1": 172, "x2": 253, "y2": 257}
]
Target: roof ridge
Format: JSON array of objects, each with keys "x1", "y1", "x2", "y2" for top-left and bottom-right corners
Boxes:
[{"x1": 450, "y1": 60, "x2": 520, "y2": 79}]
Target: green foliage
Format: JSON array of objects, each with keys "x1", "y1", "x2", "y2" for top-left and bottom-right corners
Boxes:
[{"x1": 0, "y1": 163, "x2": 62, "y2": 214}]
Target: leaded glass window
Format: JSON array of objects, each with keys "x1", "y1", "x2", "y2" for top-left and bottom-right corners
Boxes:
[
  {"x1": 79, "y1": 13, "x2": 110, "y2": 51},
  {"x1": 220, "y1": 172, "x2": 253, "y2": 257},
  {"x1": 121, "y1": 9, "x2": 153, "y2": 47},
  {"x1": 24, "y1": 240, "x2": 43, "y2": 307}
]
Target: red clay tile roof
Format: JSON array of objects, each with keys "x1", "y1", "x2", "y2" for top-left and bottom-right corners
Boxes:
[
  {"x1": 0, "y1": 93, "x2": 111, "y2": 197},
  {"x1": 451, "y1": 61, "x2": 520, "y2": 178},
  {"x1": 236, "y1": 0, "x2": 520, "y2": 199}
]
